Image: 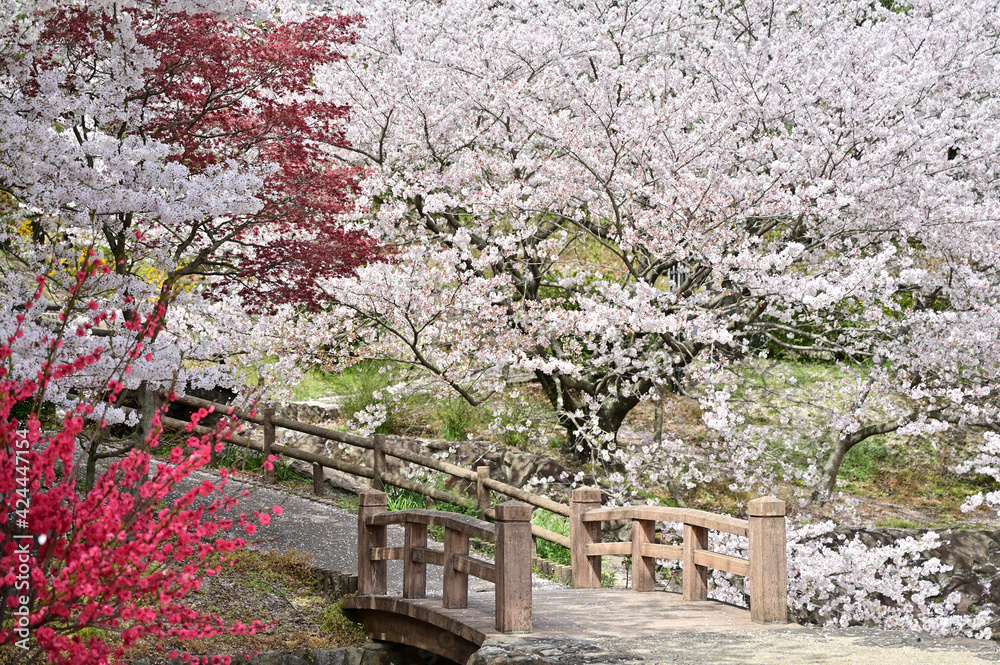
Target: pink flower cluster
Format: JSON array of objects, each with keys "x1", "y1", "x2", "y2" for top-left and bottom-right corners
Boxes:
[{"x1": 0, "y1": 260, "x2": 279, "y2": 665}]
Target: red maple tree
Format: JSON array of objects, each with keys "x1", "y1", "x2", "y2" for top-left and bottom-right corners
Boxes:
[{"x1": 32, "y1": 3, "x2": 382, "y2": 314}]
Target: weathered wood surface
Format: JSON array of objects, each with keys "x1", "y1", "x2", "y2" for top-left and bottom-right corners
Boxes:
[
  {"x1": 366, "y1": 508, "x2": 495, "y2": 541},
  {"x1": 344, "y1": 589, "x2": 799, "y2": 650},
  {"x1": 749, "y1": 496, "x2": 789, "y2": 623},
  {"x1": 581, "y1": 505, "x2": 750, "y2": 537}
]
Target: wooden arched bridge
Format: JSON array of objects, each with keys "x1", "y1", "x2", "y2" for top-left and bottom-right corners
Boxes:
[
  {"x1": 154, "y1": 396, "x2": 790, "y2": 663},
  {"x1": 343, "y1": 489, "x2": 790, "y2": 663}
]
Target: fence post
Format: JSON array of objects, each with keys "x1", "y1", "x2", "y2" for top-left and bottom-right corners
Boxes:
[
  {"x1": 312, "y1": 462, "x2": 324, "y2": 496},
  {"x1": 443, "y1": 526, "x2": 469, "y2": 609},
  {"x1": 372, "y1": 433, "x2": 386, "y2": 491},
  {"x1": 262, "y1": 407, "x2": 275, "y2": 483},
  {"x1": 495, "y1": 501, "x2": 532, "y2": 633},
  {"x1": 748, "y1": 496, "x2": 787, "y2": 623},
  {"x1": 357, "y1": 490, "x2": 387, "y2": 596},
  {"x1": 477, "y1": 465, "x2": 491, "y2": 512},
  {"x1": 682, "y1": 522, "x2": 709, "y2": 601},
  {"x1": 631, "y1": 518, "x2": 655, "y2": 592},
  {"x1": 570, "y1": 487, "x2": 602, "y2": 588}
]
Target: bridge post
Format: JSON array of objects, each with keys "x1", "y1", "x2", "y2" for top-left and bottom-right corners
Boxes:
[
  {"x1": 403, "y1": 521, "x2": 428, "y2": 599},
  {"x1": 682, "y1": 522, "x2": 709, "y2": 601},
  {"x1": 748, "y1": 497, "x2": 787, "y2": 623},
  {"x1": 477, "y1": 465, "x2": 491, "y2": 512},
  {"x1": 570, "y1": 487, "x2": 602, "y2": 588},
  {"x1": 372, "y1": 433, "x2": 387, "y2": 491},
  {"x1": 495, "y1": 501, "x2": 533, "y2": 633},
  {"x1": 631, "y1": 518, "x2": 656, "y2": 592},
  {"x1": 357, "y1": 490, "x2": 388, "y2": 596},
  {"x1": 443, "y1": 527, "x2": 470, "y2": 609}
]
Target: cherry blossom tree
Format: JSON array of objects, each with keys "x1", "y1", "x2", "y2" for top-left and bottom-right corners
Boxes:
[
  {"x1": 298, "y1": 0, "x2": 1000, "y2": 489},
  {"x1": 0, "y1": 0, "x2": 383, "y2": 442}
]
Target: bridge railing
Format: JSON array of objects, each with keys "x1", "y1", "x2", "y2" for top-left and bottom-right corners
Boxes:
[
  {"x1": 570, "y1": 489, "x2": 787, "y2": 623},
  {"x1": 356, "y1": 490, "x2": 533, "y2": 633}
]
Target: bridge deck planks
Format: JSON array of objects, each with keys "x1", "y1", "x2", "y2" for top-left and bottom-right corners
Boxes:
[{"x1": 377, "y1": 588, "x2": 801, "y2": 639}]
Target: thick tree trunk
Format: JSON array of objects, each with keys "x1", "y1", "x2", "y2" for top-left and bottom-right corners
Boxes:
[
  {"x1": 535, "y1": 370, "x2": 647, "y2": 466},
  {"x1": 813, "y1": 437, "x2": 850, "y2": 504},
  {"x1": 812, "y1": 418, "x2": 904, "y2": 504}
]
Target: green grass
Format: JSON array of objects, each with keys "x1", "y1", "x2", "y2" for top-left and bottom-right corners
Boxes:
[
  {"x1": 839, "y1": 437, "x2": 893, "y2": 482},
  {"x1": 318, "y1": 601, "x2": 366, "y2": 642},
  {"x1": 875, "y1": 516, "x2": 921, "y2": 529},
  {"x1": 439, "y1": 398, "x2": 485, "y2": 441},
  {"x1": 532, "y1": 510, "x2": 571, "y2": 566},
  {"x1": 386, "y1": 486, "x2": 428, "y2": 511},
  {"x1": 216, "y1": 443, "x2": 303, "y2": 484}
]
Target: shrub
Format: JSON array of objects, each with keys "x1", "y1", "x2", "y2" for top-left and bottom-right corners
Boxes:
[{"x1": 0, "y1": 262, "x2": 278, "y2": 664}]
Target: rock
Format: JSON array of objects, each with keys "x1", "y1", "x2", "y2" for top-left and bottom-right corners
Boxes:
[
  {"x1": 312, "y1": 650, "x2": 348, "y2": 665},
  {"x1": 468, "y1": 637, "x2": 643, "y2": 665},
  {"x1": 312, "y1": 649, "x2": 348, "y2": 665}
]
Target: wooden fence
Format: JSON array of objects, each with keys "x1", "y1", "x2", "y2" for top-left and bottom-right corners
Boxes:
[
  {"x1": 162, "y1": 395, "x2": 788, "y2": 623},
  {"x1": 166, "y1": 396, "x2": 570, "y2": 549},
  {"x1": 569, "y1": 488, "x2": 787, "y2": 623}
]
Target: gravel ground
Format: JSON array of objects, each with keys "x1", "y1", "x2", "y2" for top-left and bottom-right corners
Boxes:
[
  {"x1": 480, "y1": 628, "x2": 1000, "y2": 665},
  {"x1": 600, "y1": 627, "x2": 1000, "y2": 664}
]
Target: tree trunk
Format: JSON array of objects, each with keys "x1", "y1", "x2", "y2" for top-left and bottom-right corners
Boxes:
[
  {"x1": 812, "y1": 418, "x2": 905, "y2": 504},
  {"x1": 813, "y1": 437, "x2": 850, "y2": 504},
  {"x1": 85, "y1": 436, "x2": 101, "y2": 492}
]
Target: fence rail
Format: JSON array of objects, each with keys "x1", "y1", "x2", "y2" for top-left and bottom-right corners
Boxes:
[
  {"x1": 569, "y1": 488, "x2": 787, "y2": 623},
  {"x1": 165, "y1": 396, "x2": 571, "y2": 549}
]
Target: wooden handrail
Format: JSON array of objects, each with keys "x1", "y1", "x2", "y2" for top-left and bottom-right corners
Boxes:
[
  {"x1": 581, "y1": 505, "x2": 749, "y2": 537},
  {"x1": 366, "y1": 508, "x2": 496, "y2": 541},
  {"x1": 174, "y1": 394, "x2": 373, "y2": 448},
  {"x1": 356, "y1": 491, "x2": 533, "y2": 633},
  {"x1": 569, "y1": 489, "x2": 788, "y2": 624}
]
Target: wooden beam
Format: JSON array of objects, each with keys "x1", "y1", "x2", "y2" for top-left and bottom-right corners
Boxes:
[
  {"x1": 683, "y1": 523, "x2": 709, "y2": 601},
  {"x1": 692, "y1": 549, "x2": 750, "y2": 577},
  {"x1": 570, "y1": 488, "x2": 603, "y2": 589},
  {"x1": 370, "y1": 546, "x2": 404, "y2": 561},
  {"x1": 749, "y1": 497, "x2": 788, "y2": 623},
  {"x1": 631, "y1": 518, "x2": 656, "y2": 592},
  {"x1": 452, "y1": 554, "x2": 496, "y2": 584},
  {"x1": 484, "y1": 477, "x2": 571, "y2": 517},
  {"x1": 367, "y1": 509, "x2": 495, "y2": 541},
  {"x1": 172, "y1": 394, "x2": 373, "y2": 448},
  {"x1": 357, "y1": 491, "x2": 388, "y2": 596},
  {"x1": 494, "y1": 501, "x2": 532, "y2": 633},
  {"x1": 638, "y1": 543, "x2": 682, "y2": 561},
  {"x1": 443, "y1": 528, "x2": 469, "y2": 609},
  {"x1": 582, "y1": 506, "x2": 749, "y2": 537},
  {"x1": 404, "y1": 522, "x2": 428, "y2": 599},
  {"x1": 411, "y1": 548, "x2": 445, "y2": 567},
  {"x1": 380, "y1": 473, "x2": 476, "y2": 510},
  {"x1": 584, "y1": 542, "x2": 631, "y2": 557}
]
